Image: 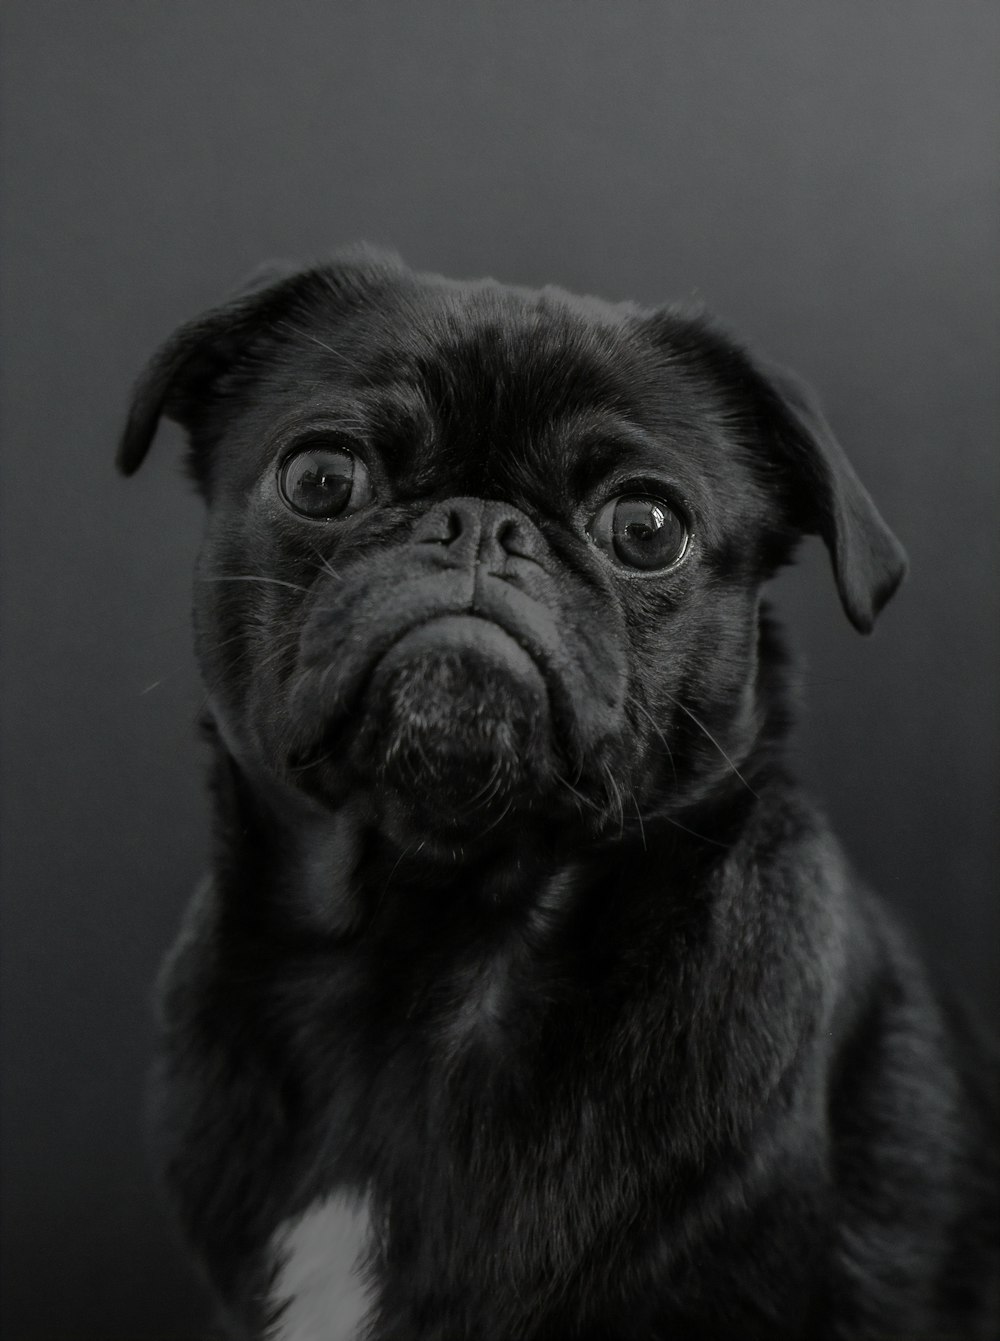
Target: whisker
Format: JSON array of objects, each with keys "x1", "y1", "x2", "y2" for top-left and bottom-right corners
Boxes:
[
  {"x1": 553, "y1": 769, "x2": 603, "y2": 815},
  {"x1": 134, "y1": 604, "x2": 309, "y2": 698},
  {"x1": 274, "y1": 319, "x2": 351, "y2": 364},
  {"x1": 197, "y1": 574, "x2": 313, "y2": 595},
  {"x1": 630, "y1": 699, "x2": 678, "y2": 786},
  {"x1": 133, "y1": 632, "x2": 247, "y2": 698},
  {"x1": 465, "y1": 754, "x2": 510, "y2": 813},
  {"x1": 254, "y1": 637, "x2": 303, "y2": 677},
  {"x1": 273, "y1": 320, "x2": 382, "y2": 392},
  {"x1": 289, "y1": 742, "x2": 338, "y2": 774},
  {"x1": 660, "y1": 691, "x2": 758, "y2": 799},
  {"x1": 630, "y1": 789, "x2": 647, "y2": 852},
  {"x1": 370, "y1": 838, "x2": 419, "y2": 930},
  {"x1": 657, "y1": 813, "x2": 732, "y2": 848},
  {"x1": 188, "y1": 628, "x2": 258, "y2": 663},
  {"x1": 602, "y1": 761, "x2": 626, "y2": 840},
  {"x1": 308, "y1": 547, "x2": 341, "y2": 583},
  {"x1": 479, "y1": 798, "x2": 514, "y2": 838}
]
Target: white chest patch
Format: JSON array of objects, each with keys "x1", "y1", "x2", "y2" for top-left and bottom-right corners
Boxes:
[{"x1": 267, "y1": 1195, "x2": 372, "y2": 1341}]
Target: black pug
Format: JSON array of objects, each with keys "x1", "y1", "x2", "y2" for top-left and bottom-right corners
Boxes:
[{"x1": 120, "y1": 250, "x2": 998, "y2": 1340}]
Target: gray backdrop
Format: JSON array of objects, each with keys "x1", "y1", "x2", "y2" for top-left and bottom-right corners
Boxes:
[{"x1": 2, "y1": 3, "x2": 997, "y2": 1337}]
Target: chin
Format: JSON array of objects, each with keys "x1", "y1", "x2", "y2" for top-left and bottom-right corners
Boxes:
[{"x1": 361, "y1": 649, "x2": 552, "y2": 852}]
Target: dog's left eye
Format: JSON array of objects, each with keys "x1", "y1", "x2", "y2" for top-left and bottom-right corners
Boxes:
[
  {"x1": 587, "y1": 494, "x2": 689, "y2": 571},
  {"x1": 277, "y1": 444, "x2": 373, "y2": 519}
]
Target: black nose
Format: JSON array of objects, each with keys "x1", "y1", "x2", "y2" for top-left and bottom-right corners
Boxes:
[{"x1": 412, "y1": 498, "x2": 546, "y2": 574}]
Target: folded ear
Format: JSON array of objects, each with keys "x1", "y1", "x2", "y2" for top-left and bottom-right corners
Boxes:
[
  {"x1": 643, "y1": 311, "x2": 907, "y2": 634},
  {"x1": 757, "y1": 360, "x2": 908, "y2": 633},
  {"x1": 116, "y1": 260, "x2": 306, "y2": 477},
  {"x1": 117, "y1": 247, "x2": 404, "y2": 478}
]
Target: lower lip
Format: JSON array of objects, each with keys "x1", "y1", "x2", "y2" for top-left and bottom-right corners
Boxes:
[{"x1": 371, "y1": 614, "x2": 544, "y2": 689}]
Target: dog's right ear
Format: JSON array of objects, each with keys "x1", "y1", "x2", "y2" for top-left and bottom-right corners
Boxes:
[
  {"x1": 116, "y1": 261, "x2": 307, "y2": 477},
  {"x1": 117, "y1": 248, "x2": 404, "y2": 477}
]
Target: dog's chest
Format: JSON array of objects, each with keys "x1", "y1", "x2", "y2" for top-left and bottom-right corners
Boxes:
[
  {"x1": 267, "y1": 1196, "x2": 372, "y2": 1341},
  {"x1": 263, "y1": 980, "x2": 518, "y2": 1340}
]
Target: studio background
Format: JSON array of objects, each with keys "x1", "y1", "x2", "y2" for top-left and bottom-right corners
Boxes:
[{"x1": 1, "y1": 3, "x2": 997, "y2": 1338}]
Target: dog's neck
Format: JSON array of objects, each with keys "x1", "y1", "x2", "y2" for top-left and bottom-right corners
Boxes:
[{"x1": 200, "y1": 736, "x2": 774, "y2": 964}]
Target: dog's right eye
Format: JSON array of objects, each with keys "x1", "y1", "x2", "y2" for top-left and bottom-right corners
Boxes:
[{"x1": 277, "y1": 444, "x2": 373, "y2": 519}]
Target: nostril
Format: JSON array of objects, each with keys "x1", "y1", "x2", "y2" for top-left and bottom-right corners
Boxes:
[
  {"x1": 497, "y1": 519, "x2": 518, "y2": 552},
  {"x1": 497, "y1": 517, "x2": 536, "y2": 561},
  {"x1": 419, "y1": 507, "x2": 465, "y2": 546},
  {"x1": 442, "y1": 509, "x2": 463, "y2": 544}
]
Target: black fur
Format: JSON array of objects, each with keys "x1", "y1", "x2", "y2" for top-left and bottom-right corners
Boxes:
[{"x1": 122, "y1": 250, "x2": 999, "y2": 1339}]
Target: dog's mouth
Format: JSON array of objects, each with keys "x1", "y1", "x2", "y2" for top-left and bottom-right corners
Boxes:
[{"x1": 289, "y1": 615, "x2": 554, "y2": 839}]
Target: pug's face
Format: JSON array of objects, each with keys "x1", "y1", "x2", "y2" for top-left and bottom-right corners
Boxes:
[{"x1": 120, "y1": 256, "x2": 904, "y2": 854}]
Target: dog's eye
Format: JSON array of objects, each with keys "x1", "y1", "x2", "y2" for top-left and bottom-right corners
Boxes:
[
  {"x1": 587, "y1": 494, "x2": 689, "y2": 571},
  {"x1": 277, "y1": 444, "x2": 373, "y2": 519}
]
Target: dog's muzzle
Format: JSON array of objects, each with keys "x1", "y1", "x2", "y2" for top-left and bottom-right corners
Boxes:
[{"x1": 287, "y1": 498, "x2": 587, "y2": 829}]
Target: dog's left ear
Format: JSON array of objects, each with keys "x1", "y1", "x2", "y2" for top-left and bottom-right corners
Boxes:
[
  {"x1": 645, "y1": 313, "x2": 907, "y2": 634},
  {"x1": 755, "y1": 359, "x2": 908, "y2": 633}
]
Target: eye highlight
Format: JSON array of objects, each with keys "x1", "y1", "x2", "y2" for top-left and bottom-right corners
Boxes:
[
  {"x1": 277, "y1": 442, "x2": 373, "y2": 519},
  {"x1": 587, "y1": 493, "x2": 689, "y2": 571}
]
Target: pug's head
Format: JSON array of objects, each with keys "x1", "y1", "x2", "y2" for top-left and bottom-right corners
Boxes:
[{"x1": 120, "y1": 250, "x2": 905, "y2": 855}]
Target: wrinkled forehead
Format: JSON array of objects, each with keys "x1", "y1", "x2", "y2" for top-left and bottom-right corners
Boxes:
[
  {"x1": 222, "y1": 277, "x2": 741, "y2": 501},
  {"x1": 286, "y1": 282, "x2": 666, "y2": 416},
  {"x1": 353, "y1": 284, "x2": 647, "y2": 410}
]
